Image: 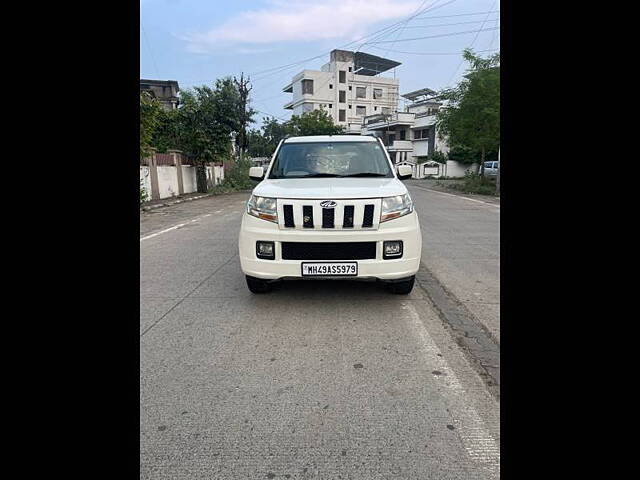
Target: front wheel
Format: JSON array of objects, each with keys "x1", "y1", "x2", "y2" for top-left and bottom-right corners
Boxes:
[
  {"x1": 388, "y1": 276, "x2": 415, "y2": 295},
  {"x1": 246, "y1": 275, "x2": 272, "y2": 294}
]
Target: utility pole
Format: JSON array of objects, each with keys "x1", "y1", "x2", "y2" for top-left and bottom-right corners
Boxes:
[{"x1": 234, "y1": 72, "x2": 253, "y2": 160}]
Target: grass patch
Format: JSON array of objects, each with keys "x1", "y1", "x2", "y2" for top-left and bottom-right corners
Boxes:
[{"x1": 437, "y1": 172, "x2": 498, "y2": 196}]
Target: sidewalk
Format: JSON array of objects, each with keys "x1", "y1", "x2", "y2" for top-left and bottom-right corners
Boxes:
[
  {"x1": 141, "y1": 189, "x2": 253, "y2": 212},
  {"x1": 140, "y1": 192, "x2": 215, "y2": 211}
]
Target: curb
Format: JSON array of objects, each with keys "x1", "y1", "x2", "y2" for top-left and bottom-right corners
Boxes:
[
  {"x1": 415, "y1": 263, "x2": 500, "y2": 399},
  {"x1": 140, "y1": 193, "x2": 214, "y2": 211}
]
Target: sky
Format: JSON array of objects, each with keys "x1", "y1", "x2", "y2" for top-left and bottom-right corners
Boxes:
[{"x1": 140, "y1": 0, "x2": 499, "y2": 127}]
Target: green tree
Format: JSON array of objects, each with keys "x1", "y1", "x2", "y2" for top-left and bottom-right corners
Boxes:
[
  {"x1": 246, "y1": 110, "x2": 344, "y2": 158},
  {"x1": 174, "y1": 78, "x2": 242, "y2": 192},
  {"x1": 261, "y1": 116, "x2": 292, "y2": 152},
  {"x1": 151, "y1": 107, "x2": 181, "y2": 153},
  {"x1": 140, "y1": 92, "x2": 162, "y2": 159},
  {"x1": 246, "y1": 128, "x2": 271, "y2": 157},
  {"x1": 436, "y1": 49, "x2": 500, "y2": 175},
  {"x1": 288, "y1": 109, "x2": 344, "y2": 136}
]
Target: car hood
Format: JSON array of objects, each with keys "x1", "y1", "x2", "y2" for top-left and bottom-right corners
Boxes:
[{"x1": 252, "y1": 178, "x2": 408, "y2": 199}]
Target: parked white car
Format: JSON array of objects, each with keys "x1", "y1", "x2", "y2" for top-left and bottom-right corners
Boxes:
[
  {"x1": 238, "y1": 135, "x2": 422, "y2": 294},
  {"x1": 483, "y1": 161, "x2": 500, "y2": 176}
]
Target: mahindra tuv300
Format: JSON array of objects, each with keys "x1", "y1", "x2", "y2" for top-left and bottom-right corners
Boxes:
[{"x1": 238, "y1": 135, "x2": 422, "y2": 294}]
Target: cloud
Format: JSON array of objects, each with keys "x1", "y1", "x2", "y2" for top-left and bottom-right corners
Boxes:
[{"x1": 182, "y1": 0, "x2": 422, "y2": 53}]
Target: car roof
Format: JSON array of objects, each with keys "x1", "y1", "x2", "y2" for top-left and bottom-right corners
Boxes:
[{"x1": 283, "y1": 135, "x2": 377, "y2": 143}]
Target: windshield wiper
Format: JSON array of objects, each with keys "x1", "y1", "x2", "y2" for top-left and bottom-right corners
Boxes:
[{"x1": 339, "y1": 172, "x2": 389, "y2": 177}]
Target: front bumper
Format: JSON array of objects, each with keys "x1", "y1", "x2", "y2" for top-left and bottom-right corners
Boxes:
[{"x1": 238, "y1": 211, "x2": 422, "y2": 280}]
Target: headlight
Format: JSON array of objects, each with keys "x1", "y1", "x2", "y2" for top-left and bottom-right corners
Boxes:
[
  {"x1": 247, "y1": 195, "x2": 278, "y2": 223},
  {"x1": 380, "y1": 193, "x2": 413, "y2": 222}
]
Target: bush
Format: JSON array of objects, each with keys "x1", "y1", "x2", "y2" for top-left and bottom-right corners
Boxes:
[
  {"x1": 209, "y1": 157, "x2": 255, "y2": 194},
  {"x1": 140, "y1": 179, "x2": 148, "y2": 204},
  {"x1": 448, "y1": 172, "x2": 497, "y2": 195}
]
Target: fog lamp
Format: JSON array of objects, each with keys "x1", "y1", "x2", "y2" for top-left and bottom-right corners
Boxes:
[
  {"x1": 383, "y1": 241, "x2": 403, "y2": 259},
  {"x1": 256, "y1": 241, "x2": 275, "y2": 260}
]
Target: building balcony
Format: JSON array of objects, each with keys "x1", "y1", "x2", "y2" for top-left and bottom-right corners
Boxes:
[
  {"x1": 412, "y1": 114, "x2": 437, "y2": 128},
  {"x1": 363, "y1": 111, "x2": 416, "y2": 130},
  {"x1": 385, "y1": 140, "x2": 413, "y2": 151}
]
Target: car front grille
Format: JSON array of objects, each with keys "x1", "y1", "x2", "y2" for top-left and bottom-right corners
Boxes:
[
  {"x1": 281, "y1": 242, "x2": 377, "y2": 260},
  {"x1": 279, "y1": 201, "x2": 378, "y2": 230}
]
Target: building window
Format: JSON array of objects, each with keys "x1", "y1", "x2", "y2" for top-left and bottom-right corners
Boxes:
[
  {"x1": 348, "y1": 67, "x2": 352, "y2": 72},
  {"x1": 400, "y1": 129, "x2": 406, "y2": 140},
  {"x1": 414, "y1": 128, "x2": 429, "y2": 139},
  {"x1": 329, "y1": 84, "x2": 333, "y2": 89},
  {"x1": 348, "y1": 104, "x2": 352, "y2": 109},
  {"x1": 373, "y1": 88, "x2": 383, "y2": 99},
  {"x1": 356, "y1": 86, "x2": 366, "y2": 99},
  {"x1": 339, "y1": 71, "x2": 346, "y2": 83},
  {"x1": 339, "y1": 109, "x2": 346, "y2": 122},
  {"x1": 301, "y1": 79, "x2": 314, "y2": 95},
  {"x1": 348, "y1": 85, "x2": 352, "y2": 91},
  {"x1": 356, "y1": 105, "x2": 366, "y2": 116},
  {"x1": 339, "y1": 90, "x2": 346, "y2": 103},
  {"x1": 374, "y1": 106, "x2": 378, "y2": 111},
  {"x1": 381, "y1": 107, "x2": 391, "y2": 115},
  {"x1": 329, "y1": 104, "x2": 332, "y2": 108}
]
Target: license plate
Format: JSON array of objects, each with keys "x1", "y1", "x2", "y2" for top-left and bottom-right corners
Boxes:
[{"x1": 301, "y1": 262, "x2": 358, "y2": 277}]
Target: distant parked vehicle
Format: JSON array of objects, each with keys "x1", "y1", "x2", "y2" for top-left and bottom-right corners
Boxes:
[{"x1": 482, "y1": 161, "x2": 499, "y2": 177}]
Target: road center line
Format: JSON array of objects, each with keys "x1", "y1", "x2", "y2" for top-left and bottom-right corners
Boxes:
[
  {"x1": 140, "y1": 214, "x2": 211, "y2": 242},
  {"x1": 412, "y1": 185, "x2": 500, "y2": 209}
]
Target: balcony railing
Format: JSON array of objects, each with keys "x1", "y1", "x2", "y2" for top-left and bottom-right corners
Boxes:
[
  {"x1": 385, "y1": 140, "x2": 413, "y2": 150},
  {"x1": 364, "y1": 111, "x2": 416, "y2": 128}
]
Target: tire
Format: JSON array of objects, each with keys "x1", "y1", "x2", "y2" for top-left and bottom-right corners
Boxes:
[
  {"x1": 388, "y1": 276, "x2": 415, "y2": 295},
  {"x1": 246, "y1": 275, "x2": 272, "y2": 294}
]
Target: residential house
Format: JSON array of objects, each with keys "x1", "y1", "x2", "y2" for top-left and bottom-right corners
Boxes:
[
  {"x1": 282, "y1": 49, "x2": 400, "y2": 134},
  {"x1": 361, "y1": 88, "x2": 477, "y2": 178},
  {"x1": 140, "y1": 79, "x2": 180, "y2": 111}
]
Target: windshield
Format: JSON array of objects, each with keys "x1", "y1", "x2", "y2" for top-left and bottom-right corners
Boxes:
[{"x1": 269, "y1": 141, "x2": 393, "y2": 179}]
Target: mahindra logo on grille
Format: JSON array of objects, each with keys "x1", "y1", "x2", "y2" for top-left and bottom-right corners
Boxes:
[{"x1": 320, "y1": 200, "x2": 337, "y2": 208}]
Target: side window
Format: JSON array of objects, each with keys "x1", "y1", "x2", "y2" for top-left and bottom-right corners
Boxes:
[{"x1": 301, "y1": 79, "x2": 313, "y2": 95}]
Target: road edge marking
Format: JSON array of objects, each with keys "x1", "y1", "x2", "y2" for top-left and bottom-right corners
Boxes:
[
  {"x1": 404, "y1": 301, "x2": 500, "y2": 477},
  {"x1": 411, "y1": 185, "x2": 500, "y2": 208},
  {"x1": 140, "y1": 214, "x2": 211, "y2": 242}
]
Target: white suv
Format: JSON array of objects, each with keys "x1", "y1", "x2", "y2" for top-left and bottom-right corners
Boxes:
[{"x1": 238, "y1": 135, "x2": 422, "y2": 294}]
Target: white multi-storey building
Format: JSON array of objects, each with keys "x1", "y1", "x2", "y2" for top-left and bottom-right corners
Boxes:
[
  {"x1": 361, "y1": 88, "x2": 478, "y2": 178},
  {"x1": 283, "y1": 49, "x2": 401, "y2": 134}
]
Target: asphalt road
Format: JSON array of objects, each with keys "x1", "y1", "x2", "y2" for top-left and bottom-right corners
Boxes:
[
  {"x1": 406, "y1": 181, "x2": 500, "y2": 344},
  {"x1": 140, "y1": 187, "x2": 500, "y2": 479}
]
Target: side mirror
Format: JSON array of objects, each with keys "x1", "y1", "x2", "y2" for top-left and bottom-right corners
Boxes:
[
  {"x1": 249, "y1": 166, "x2": 264, "y2": 181},
  {"x1": 397, "y1": 165, "x2": 413, "y2": 180}
]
